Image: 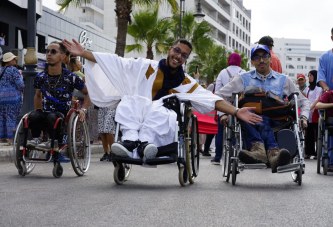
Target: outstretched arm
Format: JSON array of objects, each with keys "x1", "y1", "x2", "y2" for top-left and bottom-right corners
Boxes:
[
  {"x1": 62, "y1": 39, "x2": 96, "y2": 63},
  {"x1": 215, "y1": 100, "x2": 262, "y2": 125}
]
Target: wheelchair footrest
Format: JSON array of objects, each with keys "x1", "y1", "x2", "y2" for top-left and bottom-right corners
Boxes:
[
  {"x1": 111, "y1": 155, "x2": 177, "y2": 165},
  {"x1": 239, "y1": 163, "x2": 267, "y2": 170},
  {"x1": 277, "y1": 163, "x2": 301, "y2": 173}
]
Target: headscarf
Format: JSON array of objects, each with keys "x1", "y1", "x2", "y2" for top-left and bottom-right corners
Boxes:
[
  {"x1": 228, "y1": 52, "x2": 242, "y2": 66},
  {"x1": 308, "y1": 70, "x2": 317, "y2": 90}
]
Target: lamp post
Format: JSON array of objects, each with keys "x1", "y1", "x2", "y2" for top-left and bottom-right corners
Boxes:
[
  {"x1": 193, "y1": 0, "x2": 205, "y2": 23},
  {"x1": 21, "y1": 0, "x2": 38, "y2": 116},
  {"x1": 179, "y1": 0, "x2": 185, "y2": 38}
]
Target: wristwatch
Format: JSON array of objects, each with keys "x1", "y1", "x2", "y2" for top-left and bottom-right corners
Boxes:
[{"x1": 81, "y1": 108, "x2": 87, "y2": 114}]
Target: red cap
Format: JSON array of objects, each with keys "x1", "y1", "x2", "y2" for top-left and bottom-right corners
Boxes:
[{"x1": 297, "y1": 74, "x2": 305, "y2": 80}]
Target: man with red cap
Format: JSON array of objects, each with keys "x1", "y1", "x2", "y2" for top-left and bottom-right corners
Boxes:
[{"x1": 297, "y1": 73, "x2": 307, "y2": 96}]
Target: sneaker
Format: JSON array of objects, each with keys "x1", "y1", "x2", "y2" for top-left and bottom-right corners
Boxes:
[
  {"x1": 267, "y1": 148, "x2": 291, "y2": 173},
  {"x1": 211, "y1": 159, "x2": 221, "y2": 165},
  {"x1": 111, "y1": 140, "x2": 139, "y2": 158},
  {"x1": 46, "y1": 152, "x2": 70, "y2": 163},
  {"x1": 238, "y1": 142, "x2": 268, "y2": 164},
  {"x1": 36, "y1": 140, "x2": 51, "y2": 150},
  {"x1": 138, "y1": 142, "x2": 158, "y2": 160},
  {"x1": 100, "y1": 153, "x2": 110, "y2": 161},
  {"x1": 27, "y1": 138, "x2": 42, "y2": 147},
  {"x1": 57, "y1": 153, "x2": 70, "y2": 163}
]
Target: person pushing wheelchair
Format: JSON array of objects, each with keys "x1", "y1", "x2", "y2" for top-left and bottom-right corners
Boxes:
[{"x1": 216, "y1": 44, "x2": 310, "y2": 173}]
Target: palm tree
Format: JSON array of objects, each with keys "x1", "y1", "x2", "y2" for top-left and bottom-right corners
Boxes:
[
  {"x1": 57, "y1": 0, "x2": 178, "y2": 57},
  {"x1": 126, "y1": 8, "x2": 172, "y2": 59}
]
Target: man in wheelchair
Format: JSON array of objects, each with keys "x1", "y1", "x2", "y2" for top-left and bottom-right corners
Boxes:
[
  {"x1": 216, "y1": 44, "x2": 310, "y2": 172},
  {"x1": 26, "y1": 41, "x2": 90, "y2": 162},
  {"x1": 316, "y1": 90, "x2": 333, "y2": 170},
  {"x1": 63, "y1": 38, "x2": 262, "y2": 161}
]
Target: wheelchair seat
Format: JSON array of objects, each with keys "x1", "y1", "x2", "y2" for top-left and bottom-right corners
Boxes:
[{"x1": 111, "y1": 98, "x2": 200, "y2": 186}]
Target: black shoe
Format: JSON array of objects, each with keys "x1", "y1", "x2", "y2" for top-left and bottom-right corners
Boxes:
[
  {"x1": 100, "y1": 153, "x2": 109, "y2": 161},
  {"x1": 111, "y1": 140, "x2": 139, "y2": 158},
  {"x1": 202, "y1": 151, "x2": 211, "y2": 157},
  {"x1": 211, "y1": 159, "x2": 220, "y2": 165}
]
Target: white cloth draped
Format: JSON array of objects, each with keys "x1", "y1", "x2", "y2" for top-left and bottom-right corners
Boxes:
[{"x1": 84, "y1": 53, "x2": 222, "y2": 146}]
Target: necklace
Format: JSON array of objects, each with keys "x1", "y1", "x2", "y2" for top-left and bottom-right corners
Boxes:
[{"x1": 47, "y1": 74, "x2": 62, "y2": 89}]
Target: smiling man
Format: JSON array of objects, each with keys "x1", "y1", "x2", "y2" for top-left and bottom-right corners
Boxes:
[
  {"x1": 63, "y1": 38, "x2": 262, "y2": 160},
  {"x1": 216, "y1": 44, "x2": 310, "y2": 173}
]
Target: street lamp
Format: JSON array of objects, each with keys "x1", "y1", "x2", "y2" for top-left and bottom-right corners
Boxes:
[
  {"x1": 193, "y1": 0, "x2": 205, "y2": 23},
  {"x1": 179, "y1": 0, "x2": 185, "y2": 38}
]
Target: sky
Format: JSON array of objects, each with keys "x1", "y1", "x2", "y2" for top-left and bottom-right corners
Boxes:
[{"x1": 42, "y1": 0, "x2": 333, "y2": 51}]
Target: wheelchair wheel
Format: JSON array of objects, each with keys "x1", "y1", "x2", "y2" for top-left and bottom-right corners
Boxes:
[
  {"x1": 113, "y1": 162, "x2": 126, "y2": 185},
  {"x1": 124, "y1": 164, "x2": 132, "y2": 180},
  {"x1": 291, "y1": 166, "x2": 303, "y2": 186},
  {"x1": 178, "y1": 165, "x2": 188, "y2": 186},
  {"x1": 316, "y1": 120, "x2": 324, "y2": 174},
  {"x1": 222, "y1": 126, "x2": 231, "y2": 182},
  {"x1": 13, "y1": 116, "x2": 36, "y2": 175},
  {"x1": 52, "y1": 163, "x2": 63, "y2": 178},
  {"x1": 231, "y1": 159, "x2": 238, "y2": 186},
  {"x1": 190, "y1": 115, "x2": 200, "y2": 179},
  {"x1": 67, "y1": 112, "x2": 91, "y2": 176},
  {"x1": 186, "y1": 114, "x2": 198, "y2": 184}
]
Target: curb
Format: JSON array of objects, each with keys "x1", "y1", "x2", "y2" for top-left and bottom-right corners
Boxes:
[{"x1": 0, "y1": 144, "x2": 104, "y2": 162}]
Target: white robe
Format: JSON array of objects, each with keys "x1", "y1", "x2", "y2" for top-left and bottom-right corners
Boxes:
[{"x1": 84, "y1": 53, "x2": 222, "y2": 146}]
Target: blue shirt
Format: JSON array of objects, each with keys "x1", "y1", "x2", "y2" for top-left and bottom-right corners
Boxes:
[
  {"x1": 317, "y1": 49, "x2": 333, "y2": 89},
  {"x1": 34, "y1": 68, "x2": 85, "y2": 115}
]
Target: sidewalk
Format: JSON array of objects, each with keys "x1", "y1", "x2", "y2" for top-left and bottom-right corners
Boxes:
[{"x1": 0, "y1": 142, "x2": 104, "y2": 162}]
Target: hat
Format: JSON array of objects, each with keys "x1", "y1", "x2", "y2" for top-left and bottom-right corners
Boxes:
[
  {"x1": 228, "y1": 52, "x2": 241, "y2": 66},
  {"x1": 2, "y1": 52, "x2": 17, "y2": 62},
  {"x1": 250, "y1": 44, "x2": 270, "y2": 60},
  {"x1": 258, "y1": 36, "x2": 274, "y2": 47},
  {"x1": 297, "y1": 74, "x2": 306, "y2": 80}
]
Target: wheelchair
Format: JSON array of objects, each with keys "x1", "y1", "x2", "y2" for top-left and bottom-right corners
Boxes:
[
  {"x1": 12, "y1": 101, "x2": 91, "y2": 178},
  {"x1": 316, "y1": 110, "x2": 333, "y2": 175},
  {"x1": 111, "y1": 97, "x2": 200, "y2": 186},
  {"x1": 222, "y1": 93, "x2": 305, "y2": 186}
]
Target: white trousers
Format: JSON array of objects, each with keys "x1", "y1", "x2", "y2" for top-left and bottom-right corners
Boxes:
[{"x1": 115, "y1": 95, "x2": 177, "y2": 147}]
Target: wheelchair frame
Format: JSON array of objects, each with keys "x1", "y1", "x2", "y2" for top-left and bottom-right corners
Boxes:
[
  {"x1": 316, "y1": 110, "x2": 333, "y2": 175},
  {"x1": 12, "y1": 102, "x2": 91, "y2": 178},
  {"x1": 222, "y1": 93, "x2": 305, "y2": 186},
  {"x1": 111, "y1": 100, "x2": 200, "y2": 186}
]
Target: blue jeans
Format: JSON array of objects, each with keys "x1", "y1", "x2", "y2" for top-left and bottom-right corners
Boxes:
[
  {"x1": 214, "y1": 118, "x2": 223, "y2": 161},
  {"x1": 241, "y1": 115, "x2": 280, "y2": 151}
]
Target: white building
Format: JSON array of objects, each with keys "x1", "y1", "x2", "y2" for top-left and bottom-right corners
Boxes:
[
  {"x1": 61, "y1": 0, "x2": 252, "y2": 58},
  {"x1": 273, "y1": 37, "x2": 324, "y2": 80}
]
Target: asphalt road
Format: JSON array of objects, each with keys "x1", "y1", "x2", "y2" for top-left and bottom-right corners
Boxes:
[{"x1": 0, "y1": 155, "x2": 332, "y2": 227}]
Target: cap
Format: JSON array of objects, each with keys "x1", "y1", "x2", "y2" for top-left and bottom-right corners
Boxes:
[
  {"x1": 2, "y1": 52, "x2": 17, "y2": 62},
  {"x1": 258, "y1": 36, "x2": 274, "y2": 47},
  {"x1": 250, "y1": 44, "x2": 270, "y2": 60},
  {"x1": 297, "y1": 74, "x2": 306, "y2": 80}
]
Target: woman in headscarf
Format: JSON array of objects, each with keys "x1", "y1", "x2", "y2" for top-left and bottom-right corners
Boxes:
[
  {"x1": 0, "y1": 52, "x2": 24, "y2": 145},
  {"x1": 304, "y1": 70, "x2": 322, "y2": 159}
]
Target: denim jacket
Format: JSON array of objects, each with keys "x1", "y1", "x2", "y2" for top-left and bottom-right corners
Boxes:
[{"x1": 241, "y1": 70, "x2": 286, "y2": 99}]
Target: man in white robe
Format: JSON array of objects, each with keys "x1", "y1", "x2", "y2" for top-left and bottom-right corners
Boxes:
[{"x1": 63, "y1": 39, "x2": 262, "y2": 160}]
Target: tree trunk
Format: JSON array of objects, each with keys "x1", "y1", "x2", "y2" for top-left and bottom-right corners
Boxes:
[{"x1": 114, "y1": 0, "x2": 132, "y2": 57}]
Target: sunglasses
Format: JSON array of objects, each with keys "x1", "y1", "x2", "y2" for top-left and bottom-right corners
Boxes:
[
  {"x1": 172, "y1": 47, "x2": 189, "y2": 60},
  {"x1": 45, "y1": 49, "x2": 59, "y2": 55},
  {"x1": 252, "y1": 53, "x2": 270, "y2": 62}
]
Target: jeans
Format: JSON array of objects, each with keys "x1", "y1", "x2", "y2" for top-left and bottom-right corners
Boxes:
[
  {"x1": 241, "y1": 115, "x2": 281, "y2": 151},
  {"x1": 214, "y1": 118, "x2": 223, "y2": 161}
]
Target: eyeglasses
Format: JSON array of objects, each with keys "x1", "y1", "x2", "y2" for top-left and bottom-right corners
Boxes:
[
  {"x1": 252, "y1": 53, "x2": 270, "y2": 62},
  {"x1": 45, "y1": 49, "x2": 59, "y2": 55},
  {"x1": 172, "y1": 47, "x2": 189, "y2": 60}
]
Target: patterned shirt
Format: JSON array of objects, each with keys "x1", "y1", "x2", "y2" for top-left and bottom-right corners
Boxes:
[{"x1": 34, "y1": 68, "x2": 85, "y2": 115}]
